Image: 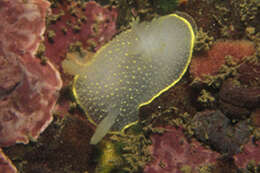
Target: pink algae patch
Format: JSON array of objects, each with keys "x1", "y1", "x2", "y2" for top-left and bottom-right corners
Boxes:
[
  {"x1": 0, "y1": 149, "x2": 17, "y2": 173},
  {"x1": 0, "y1": 0, "x2": 62, "y2": 147},
  {"x1": 190, "y1": 40, "x2": 256, "y2": 79},
  {"x1": 234, "y1": 139, "x2": 260, "y2": 169},
  {"x1": 144, "y1": 127, "x2": 219, "y2": 173},
  {"x1": 44, "y1": 1, "x2": 118, "y2": 69}
]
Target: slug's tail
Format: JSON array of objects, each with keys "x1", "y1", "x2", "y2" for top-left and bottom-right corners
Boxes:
[{"x1": 90, "y1": 112, "x2": 118, "y2": 145}]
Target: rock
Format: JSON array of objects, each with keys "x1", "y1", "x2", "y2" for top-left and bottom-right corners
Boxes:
[
  {"x1": 192, "y1": 110, "x2": 250, "y2": 155},
  {"x1": 251, "y1": 109, "x2": 260, "y2": 128},
  {"x1": 219, "y1": 79, "x2": 260, "y2": 120}
]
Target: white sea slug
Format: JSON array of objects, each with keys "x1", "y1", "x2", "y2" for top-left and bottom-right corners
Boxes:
[{"x1": 63, "y1": 13, "x2": 195, "y2": 144}]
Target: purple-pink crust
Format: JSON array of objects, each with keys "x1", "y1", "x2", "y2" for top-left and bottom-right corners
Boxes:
[
  {"x1": 0, "y1": 149, "x2": 17, "y2": 173},
  {"x1": 44, "y1": 1, "x2": 118, "y2": 69},
  {"x1": 0, "y1": 0, "x2": 62, "y2": 146},
  {"x1": 234, "y1": 138, "x2": 260, "y2": 169},
  {"x1": 144, "y1": 127, "x2": 220, "y2": 173},
  {"x1": 190, "y1": 40, "x2": 255, "y2": 80}
]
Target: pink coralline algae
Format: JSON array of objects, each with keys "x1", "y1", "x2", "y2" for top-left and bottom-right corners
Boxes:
[
  {"x1": 234, "y1": 139, "x2": 260, "y2": 169},
  {"x1": 144, "y1": 127, "x2": 220, "y2": 173},
  {"x1": 0, "y1": 149, "x2": 17, "y2": 173},
  {"x1": 190, "y1": 40, "x2": 255, "y2": 80},
  {"x1": 44, "y1": 1, "x2": 118, "y2": 68},
  {"x1": 0, "y1": 0, "x2": 62, "y2": 171},
  {"x1": 0, "y1": 0, "x2": 62, "y2": 147}
]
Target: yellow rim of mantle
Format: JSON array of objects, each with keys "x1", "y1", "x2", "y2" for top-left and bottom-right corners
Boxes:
[{"x1": 72, "y1": 13, "x2": 196, "y2": 135}]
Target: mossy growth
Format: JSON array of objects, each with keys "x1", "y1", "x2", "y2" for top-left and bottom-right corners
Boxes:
[
  {"x1": 180, "y1": 165, "x2": 192, "y2": 173},
  {"x1": 153, "y1": 0, "x2": 179, "y2": 14},
  {"x1": 231, "y1": 0, "x2": 259, "y2": 25},
  {"x1": 46, "y1": 9, "x2": 64, "y2": 25},
  {"x1": 109, "y1": 0, "x2": 137, "y2": 29},
  {"x1": 46, "y1": 30, "x2": 56, "y2": 43},
  {"x1": 94, "y1": 105, "x2": 196, "y2": 172},
  {"x1": 35, "y1": 42, "x2": 48, "y2": 65},
  {"x1": 110, "y1": 124, "x2": 152, "y2": 173},
  {"x1": 194, "y1": 28, "x2": 214, "y2": 53},
  {"x1": 67, "y1": 41, "x2": 92, "y2": 62},
  {"x1": 93, "y1": 121, "x2": 154, "y2": 173},
  {"x1": 246, "y1": 160, "x2": 260, "y2": 173},
  {"x1": 35, "y1": 42, "x2": 46, "y2": 58},
  {"x1": 92, "y1": 98, "x2": 199, "y2": 173},
  {"x1": 197, "y1": 89, "x2": 215, "y2": 108},
  {"x1": 94, "y1": 140, "x2": 124, "y2": 173},
  {"x1": 198, "y1": 164, "x2": 214, "y2": 173},
  {"x1": 252, "y1": 128, "x2": 260, "y2": 141},
  {"x1": 68, "y1": 41, "x2": 81, "y2": 52},
  {"x1": 191, "y1": 55, "x2": 243, "y2": 89}
]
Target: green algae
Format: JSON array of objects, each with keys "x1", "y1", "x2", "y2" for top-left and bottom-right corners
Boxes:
[
  {"x1": 94, "y1": 141, "x2": 123, "y2": 173},
  {"x1": 246, "y1": 160, "x2": 260, "y2": 173},
  {"x1": 46, "y1": 9, "x2": 65, "y2": 25},
  {"x1": 191, "y1": 54, "x2": 244, "y2": 89},
  {"x1": 35, "y1": 43, "x2": 46, "y2": 58},
  {"x1": 154, "y1": 0, "x2": 178, "y2": 14},
  {"x1": 194, "y1": 27, "x2": 214, "y2": 52},
  {"x1": 197, "y1": 89, "x2": 215, "y2": 108},
  {"x1": 35, "y1": 42, "x2": 48, "y2": 65},
  {"x1": 94, "y1": 126, "x2": 151, "y2": 173},
  {"x1": 180, "y1": 165, "x2": 192, "y2": 173},
  {"x1": 198, "y1": 165, "x2": 214, "y2": 173},
  {"x1": 232, "y1": 0, "x2": 259, "y2": 25},
  {"x1": 46, "y1": 30, "x2": 56, "y2": 43}
]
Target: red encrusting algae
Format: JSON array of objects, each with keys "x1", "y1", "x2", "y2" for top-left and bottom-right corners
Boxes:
[
  {"x1": 190, "y1": 40, "x2": 256, "y2": 80},
  {"x1": 234, "y1": 139, "x2": 260, "y2": 169},
  {"x1": 0, "y1": 149, "x2": 17, "y2": 173},
  {"x1": 0, "y1": 0, "x2": 62, "y2": 147},
  {"x1": 144, "y1": 127, "x2": 220, "y2": 173},
  {"x1": 0, "y1": 0, "x2": 62, "y2": 172},
  {"x1": 44, "y1": 1, "x2": 118, "y2": 69}
]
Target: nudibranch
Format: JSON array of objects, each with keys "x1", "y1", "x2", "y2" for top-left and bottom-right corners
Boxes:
[{"x1": 63, "y1": 13, "x2": 195, "y2": 144}]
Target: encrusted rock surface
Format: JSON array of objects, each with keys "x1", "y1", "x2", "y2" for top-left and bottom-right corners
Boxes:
[
  {"x1": 191, "y1": 110, "x2": 250, "y2": 155},
  {"x1": 0, "y1": 0, "x2": 62, "y2": 172},
  {"x1": 0, "y1": 0, "x2": 62, "y2": 147},
  {"x1": 219, "y1": 79, "x2": 260, "y2": 120},
  {"x1": 0, "y1": 149, "x2": 17, "y2": 173},
  {"x1": 144, "y1": 126, "x2": 219, "y2": 173},
  {"x1": 190, "y1": 40, "x2": 255, "y2": 81}
]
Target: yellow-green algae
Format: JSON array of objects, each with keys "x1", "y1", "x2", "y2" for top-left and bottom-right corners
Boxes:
[{"x1": 64, "y1": 13, "x2": 195, "y2": 144}]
